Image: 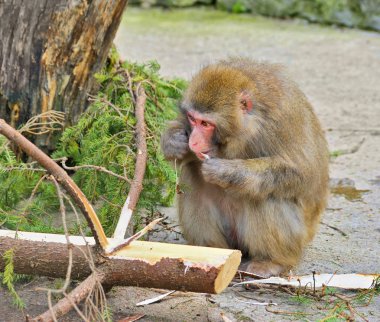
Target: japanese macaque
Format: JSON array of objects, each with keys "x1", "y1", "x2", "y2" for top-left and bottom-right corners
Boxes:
[{"x1": 161, "y1": 58, "x2": 329, "y2": 277}]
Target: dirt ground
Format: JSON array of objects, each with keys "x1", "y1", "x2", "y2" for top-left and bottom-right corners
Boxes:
[{"x1": 1, "y1": 7, "x2": 380, "y2": 322}]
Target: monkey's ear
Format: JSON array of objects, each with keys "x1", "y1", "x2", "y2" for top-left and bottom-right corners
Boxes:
[{"x1": 239, "y1": 91, "x2": 253, "y2": 114}]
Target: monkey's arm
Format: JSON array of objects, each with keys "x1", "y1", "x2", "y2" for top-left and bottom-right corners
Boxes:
[{"x1": 201, "y1": 157, "x2": 303, "y2": 199}]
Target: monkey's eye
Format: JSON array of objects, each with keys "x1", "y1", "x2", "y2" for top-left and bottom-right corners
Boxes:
[
  {"x1": 187, "y1": 113, "x2": 196, "y2": 123},
  {"x1": 201, "y1": 121, "x2": 211, "y2": 127}
]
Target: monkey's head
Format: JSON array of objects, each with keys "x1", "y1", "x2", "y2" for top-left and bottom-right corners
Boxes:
[{"x1": 181, "y1": 64, "x2": 266, "y2": 160}]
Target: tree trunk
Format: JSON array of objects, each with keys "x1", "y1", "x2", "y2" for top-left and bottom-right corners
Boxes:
[
  {"x1": 0, "y1": 0, "x2": 128, "y2": 149},
  {"x1": 0, "y1": 230, "x2": 242, "y2": 294}
]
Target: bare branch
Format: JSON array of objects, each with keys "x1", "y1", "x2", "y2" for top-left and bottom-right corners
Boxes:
[
  {"x1": 33, "y1": 273, "x2": 105, "y2": 322},
  {"x1": 113, "y1": 84, "x2": 147, "y2": 239},
  {"x1": 0, "y1": 118, "x2": 108, "y2": 249},
  {"x1": 61, "y1": 157, "x2": 131, "y2": 183}
]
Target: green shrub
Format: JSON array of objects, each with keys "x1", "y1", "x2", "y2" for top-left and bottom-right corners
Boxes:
[{"x1": 0, "y1": 57, "x2": 186, "y2": 236}]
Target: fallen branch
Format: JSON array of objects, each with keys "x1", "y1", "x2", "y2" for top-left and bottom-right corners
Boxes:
[
  {"x1": 113, "y1": 84, "x2": 147, "y2": 239},
  {"x1": 34, "y1": 273, "x2": 104, "y2": 322},
  {"x1": 0, "y1": 118, "x2": 108, "y2": 249}
]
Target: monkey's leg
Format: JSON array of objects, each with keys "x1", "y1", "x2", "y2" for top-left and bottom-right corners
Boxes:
[
  {"x1": 242, "y1": 261, "x2": 286, "y2": 277},
  {"x1": 240, "y1": 199, "x2": 307, "y2": 277},
  {"x1": 177, "y1": 191, "x2": 229, "y2": 249}
]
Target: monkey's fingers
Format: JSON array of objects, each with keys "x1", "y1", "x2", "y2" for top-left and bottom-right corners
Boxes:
[{"x1": 173, "y1": 131, "x2": 189, "y2": 143}]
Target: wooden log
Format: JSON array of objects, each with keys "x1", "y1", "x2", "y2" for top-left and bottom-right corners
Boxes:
[{"x1": 0, "y1": 230, "x2": 241, "y2": 294}]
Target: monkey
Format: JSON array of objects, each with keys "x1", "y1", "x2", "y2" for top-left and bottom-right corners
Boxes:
[{"x1": 161, "y1": 58, "x2": 329, "y2": 277}]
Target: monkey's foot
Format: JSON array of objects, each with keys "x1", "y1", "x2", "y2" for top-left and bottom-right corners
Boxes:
[{"x1": 245, "y1": 261, "x2": 287, "y2": 278}]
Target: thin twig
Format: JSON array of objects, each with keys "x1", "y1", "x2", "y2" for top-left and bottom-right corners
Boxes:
[
  {"x1": 35, "y1": 177, "x2": 79, "y2": 320},
  {"x1": 47, "y1": 291, "x2": 58, "y2": 322},
  {"x1": 61, "y1": 157, "x2": 131, "y2": 183},
  {"x1": 0, "y1": 166, "x2": 46, "y2": 172},
  {"x1": 124, "y1": 69, "x2": 136, "y2": 104},
  {"x1": 347, "y1": 302, "x2": 369, "y2": 322},
  {"x1": 265, "y1": 306, "x2": 312, "y2": 316},
  {"x1": 107, "y1": 218, "x2": 163, "y2": 254},
  {"x1": 19, "y1": 111, "x2": 65, "y2": 135},
  {"x1": 321, "y1": 222, "x2": 348, "y2": 237},
  {"x1": 37, "y1": 177, "x2": 73, "y2": 290},
  {"x1": 17, "y1": 174, "x2": 48, "y2": 218},
  {"x1": 236, "y1": 270, "x2": 266, "y2": 279},
  {"x1": 88, "y1": 94, "x2": 124, "y2": 118}
]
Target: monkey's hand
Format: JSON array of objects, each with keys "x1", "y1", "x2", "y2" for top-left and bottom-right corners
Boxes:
[
  {"x1": 201, "y1": 158, "x2": 244, "y2": 189},
  {"x1": 161, "y1": 127, "x2": 189, "y2": 160}
]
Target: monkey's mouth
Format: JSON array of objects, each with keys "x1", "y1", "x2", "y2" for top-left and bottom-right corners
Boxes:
[{"x1": 197, "y1": 150, "x2": 211, "y2": 160}]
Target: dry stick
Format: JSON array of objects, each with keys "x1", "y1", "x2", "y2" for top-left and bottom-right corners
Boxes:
[
  {"x1": 108, "y1": 217, "x2": 163, "y2": 254},
  {"x1": 0, "y1": 119, "x2": 108, "y2": 249},
  {"x1": 61, "y1": 157, "x2": 131, "y2": 183},
  {"x1": 8, "y1": 172, "x2": 46, "y2": 218},
  {"x1": 113, "y1": 84, "x2": 147, "y2": 240},
  {"x1": 124, "y1": 69, "x2": 136, "y2": 105},
  {"x1": 34, "y1": 177, "x2": 77, "y2": 322},
  {"x1": 33, "y1": 273, "x2": 105, "y2": 322},
  {"x1": 65, "y1": 196, "x2": 109, "y2": 321},
  {"x1": 320, "y1": 222, "x2": 348, "y2": 237},
  {"x1": 19, "y1": 111, "x2": 65, "y2": 135}
]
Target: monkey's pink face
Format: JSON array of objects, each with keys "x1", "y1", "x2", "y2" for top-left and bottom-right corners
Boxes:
[{"x1": 187, "y1": 111, "x2": 215, "y2": 160}]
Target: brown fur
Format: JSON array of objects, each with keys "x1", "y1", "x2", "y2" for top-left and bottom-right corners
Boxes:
[{"x1": 161, "y1": 58, "x2": 329, "y2": 277}]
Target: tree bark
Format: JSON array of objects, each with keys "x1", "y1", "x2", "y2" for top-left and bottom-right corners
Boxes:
[
  {"x1": 0, "y1": 230, "x2": 242, "y2": 294},
  {"x1": 0, "y1": 0, "x2": 128, "y2": 149}
]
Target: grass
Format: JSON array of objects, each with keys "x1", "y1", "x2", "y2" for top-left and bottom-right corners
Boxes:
[{"x1": 121, "y1": 6, "x2": 368, "y2": 40}]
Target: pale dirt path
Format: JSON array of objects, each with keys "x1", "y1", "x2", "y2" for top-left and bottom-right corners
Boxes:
[{"x1": 1, "y1": 8, "x2": 379, "y2": 322}]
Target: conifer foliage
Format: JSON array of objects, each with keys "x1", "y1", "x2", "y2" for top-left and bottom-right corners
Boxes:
[{"x1": 0, "y1": 56, "x2": 186, "y2": 236}]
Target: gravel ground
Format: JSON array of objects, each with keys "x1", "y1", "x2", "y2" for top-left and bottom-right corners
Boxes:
[{"x1": 1, "y1": 7, "x2": 379, "y2": 322}]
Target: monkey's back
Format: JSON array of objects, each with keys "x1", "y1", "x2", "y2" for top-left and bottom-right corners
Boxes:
[{"x1": 223, "y1": 58, "x2": 329, "y2": 240}]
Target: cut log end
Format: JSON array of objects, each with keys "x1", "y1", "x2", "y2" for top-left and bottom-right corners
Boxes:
[{"x1": 215, "y1": 250, "x2": 241, "y2": 293}]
